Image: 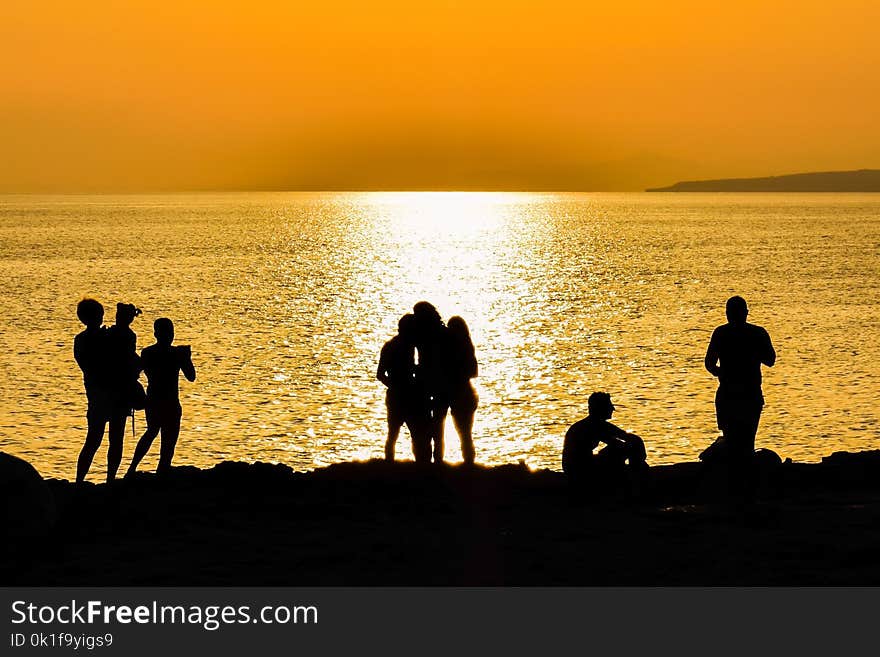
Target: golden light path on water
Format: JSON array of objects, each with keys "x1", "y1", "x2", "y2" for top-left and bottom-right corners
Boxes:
[
  {"x1": 336, "y1": 192, "x2": 539, "y2": 465},
  {"x1": 0, "y1": 192, "x2": 878, "y2": 479},
  {"x1": 257, "y1": 191, "x2": 548, "y2": 467}
]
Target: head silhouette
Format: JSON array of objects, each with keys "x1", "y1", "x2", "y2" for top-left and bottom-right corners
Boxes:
[
  {"x1": 725, "y1": 296, "x2": 749, "y2": 324},
  {"x1": 398, "y1": 313, "x2": 418, "y2": 341},
  {"x1": 413, "y1": 301, "x2": 442, "y2": 325},
  {"x1": 588, "y1": 392, "x2": 615, "y2": 419},
  {"x1": 447, "y1": 315, "x2": 471, "y2": 341},
  {"x1": 154, "y1": 317, "x2": 174, "y2": 345},
  {"x1": 77, "y1": 298, "x2": 104, "y2": 328},
  {"x1": 116, "y1": 303, "x2": 142, "y2": 328}
]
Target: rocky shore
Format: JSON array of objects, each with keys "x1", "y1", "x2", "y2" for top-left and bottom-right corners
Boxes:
[{"x1": 4, "y1": 450, "x2": 880, "y2": 585}]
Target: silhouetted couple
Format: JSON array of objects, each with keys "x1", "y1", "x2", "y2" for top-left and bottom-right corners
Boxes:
[
  {"x1": 73, "y1": 298, "x2": 195, "y2": 483},
  {"x1": 377, "y1": 301, "x2": 478, "y2": 465}
]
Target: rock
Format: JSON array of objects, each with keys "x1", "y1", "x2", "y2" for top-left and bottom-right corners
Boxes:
[
  {"x1": 755, "y1": 448, "x2": 782, "y2": 468},
  {"x1": 1, "y1": 452, "x2": 56, "y2": 543},
  {"x1": 822, "y1": 450, "x2": 880, "y2": 467}
]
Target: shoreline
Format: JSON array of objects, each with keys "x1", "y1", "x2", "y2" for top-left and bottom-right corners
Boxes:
[{"x1": 5, "y1": 450, "x2": 880, "y2": 585}]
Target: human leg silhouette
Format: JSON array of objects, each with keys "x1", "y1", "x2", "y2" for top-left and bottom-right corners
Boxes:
[
  {"x1": 451, "y1": 406, "x2": 475, "y2": 465},
  {"x1": 157, "y1": 404, "x2": 182, "y2": 475},
  {"x1": 126, "y1": 424, "x2": 160, "y2": 477},
  {"x1": 384, "y1": 389, "x2": 406, "y2": 462},
  {"x1": 450, "y1": 385, "x2": 477, "y2": 465},
  {"x1": 408, "y1": 419, "x2": 431, "y2": 463},
  {"x1": 717, "y1": 392, "x2": 762, "y2": 500},
  {"x1": 429, "y1": 401, "x2": 448, "y2": 464},
  {"x1": 106, "y1": 415, "x2": 126, "y2": 483},
  {"x1": 385, "y1": 415, "x2": 404, "y2": 461},
  {"x1": 77, "y1": 416, "x2": 106, "y2": 483}
]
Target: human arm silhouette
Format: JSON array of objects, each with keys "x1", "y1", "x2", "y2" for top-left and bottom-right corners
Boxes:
[
  {"x1": 467, "y1": 352, "x2": 478, "y2": 379},
  {"x1": 179, "y1": 346, "x2": 196, "y2": 382},
  {"x1": 74, "y1": 331, "x2": 102, "y2": 379},
  {"x1": 761, "y1": 328, "x2": 776, "y2": 367},
  {"x1": 376, "y1": 344, "x2": 390, "y2": 387},
  {"x1": 704, "y1": 329, "x2": 721, "y2": 377},
  {"x1": 604, "y1": 422, "x2": 640, "y2": 448},
  {"x1": 73, "y1": 334, "x2": 86, "y2": 373}
]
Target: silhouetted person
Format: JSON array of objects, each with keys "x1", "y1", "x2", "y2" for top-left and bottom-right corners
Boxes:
[
  {"x1": 96, "y1": 302, "x2": 143, "y2": 480},
  {"x1": 107, "y1": 302, "x2": 145, "y2": 418},
  {"x1": 107, "y1": 303, "x2": 140, "y2": 356},
  {"x1": 447, "y1": 316, "x2": 478, "y2": 465},
  {"x1": 74, "y1": 298, "x2": 126, "y2": 483},
  {"x1": 562, "y1": 392, "x2": 648, "y2": 492},
  {"x1": 377, "y1": 314, "x2": 429, "y2": 462},
  {"x1": 704, "y1": 296, "x2": 776, "y2": 495},
  {"x1": 126, "y1": 318, "x2": 196, "y2": 477},
  {"x1": 412, "y1": 301, "x2": 451, "y2": 464}
]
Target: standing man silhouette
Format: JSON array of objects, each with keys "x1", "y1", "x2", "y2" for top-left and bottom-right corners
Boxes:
[
  {"x1": 377, "y1": 313, "x2": 428, "y2": 462},
  {"x1": 704, "y1": 296, "x2": 776, "y2": 492},
  {"x1": 74, "y1": 298, "x2": 124, "y2": 483}
]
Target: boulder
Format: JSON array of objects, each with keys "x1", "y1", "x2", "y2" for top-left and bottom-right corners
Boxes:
[{"x1": 1, "y1": 452, "x2": 56, "y2": 543}]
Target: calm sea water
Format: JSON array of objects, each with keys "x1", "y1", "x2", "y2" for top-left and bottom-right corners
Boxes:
[{"x1": 1, "y1": 192, "x2": 878, "y2": 480}]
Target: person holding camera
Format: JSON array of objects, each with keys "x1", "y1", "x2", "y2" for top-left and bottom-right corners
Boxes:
[
  {"x1": 73, "y1": 298, "x2": 121, "y2": 483},
  {"x1": 125, "y1": 317, "x2": 196, "y2": 477}
]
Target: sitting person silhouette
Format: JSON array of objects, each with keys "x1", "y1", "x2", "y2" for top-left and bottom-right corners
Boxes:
[
  {"x1": 377, "y1": 313, "x2": 429, "y2": 462},
  {"x1": 125, "y1": 318, "x2": 196, "y2": 477},
  {"x1": 74, "y1": 297, "x2": 126, "y2": 483},
  {"x1": 562, "y1": 392, "x2": 648, "y2": 491}
]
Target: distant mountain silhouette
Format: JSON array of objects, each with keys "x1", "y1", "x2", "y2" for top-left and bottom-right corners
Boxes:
[{"x1": 646, "y1": 169, "x2": 880, "y2": 192}]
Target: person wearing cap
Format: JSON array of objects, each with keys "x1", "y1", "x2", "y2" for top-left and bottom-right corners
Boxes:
[{"x1": 562, "y1": 392, "x2": 648, "y2": 490}]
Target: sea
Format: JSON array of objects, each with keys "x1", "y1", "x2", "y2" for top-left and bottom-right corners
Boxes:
[{"x1": 1, "y1": 192, "x2": 877, "y2": 480}]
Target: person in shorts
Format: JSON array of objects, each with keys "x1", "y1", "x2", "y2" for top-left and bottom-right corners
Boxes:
[
  {"x1": 377, "y1": 313, "x2": 428, "y2": 462},
  {"x1": 74, "y1": 297, "x2": 127, "y2": 483},
  {"x1": 125, "y1": 318, "x2": 196, "y2": 476}
]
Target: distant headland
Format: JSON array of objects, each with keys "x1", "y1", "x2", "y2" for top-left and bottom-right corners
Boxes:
[{"x1": 646, "y1": 169, "x2": 880, "y2": 192}]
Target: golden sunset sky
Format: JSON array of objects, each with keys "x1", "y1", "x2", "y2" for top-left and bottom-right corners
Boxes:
[{"x1": 2, "y1": 1, "x2": 879, "y2": 191}]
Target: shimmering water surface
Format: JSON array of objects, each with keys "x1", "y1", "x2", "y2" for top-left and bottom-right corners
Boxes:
[{"x1": 1, "y1": 192, "x2": 878, "y2": 479}]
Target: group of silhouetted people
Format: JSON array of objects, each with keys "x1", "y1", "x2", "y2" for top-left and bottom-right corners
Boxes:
[
  {"x1": 377, "y1": 301, "x2": 478, "y2": 465},
  {"x1": 73, "y1": 298, "x2": 195, "y2": 483},
  {"x1": 562, "y1": 295, "x2": 775, "y2": 499},
  {"x1": 73, "y1": 293, "x2": 774, "y2": 498}
]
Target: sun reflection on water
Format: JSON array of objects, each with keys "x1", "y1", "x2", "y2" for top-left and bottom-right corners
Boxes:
[
  {"x1": 1, "y1": 192, "x2": 878, "y2": 479},
  {"x1": 310, "y1": 191, "x2": 539, "y2": 465}
]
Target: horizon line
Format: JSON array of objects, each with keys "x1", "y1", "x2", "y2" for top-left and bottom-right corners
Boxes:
[{"x1": 4, "y1": 189, "x2": 880, "y2": 196}]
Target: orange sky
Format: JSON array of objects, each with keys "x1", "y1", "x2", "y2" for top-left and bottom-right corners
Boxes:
[{"x1": 2, "y1": 1, "x2": 879, "y2": 191}]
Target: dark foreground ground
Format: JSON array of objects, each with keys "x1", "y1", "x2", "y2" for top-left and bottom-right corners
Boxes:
[{"x1": 5, "y1": 451, "x2": 880, "y2": 585}]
